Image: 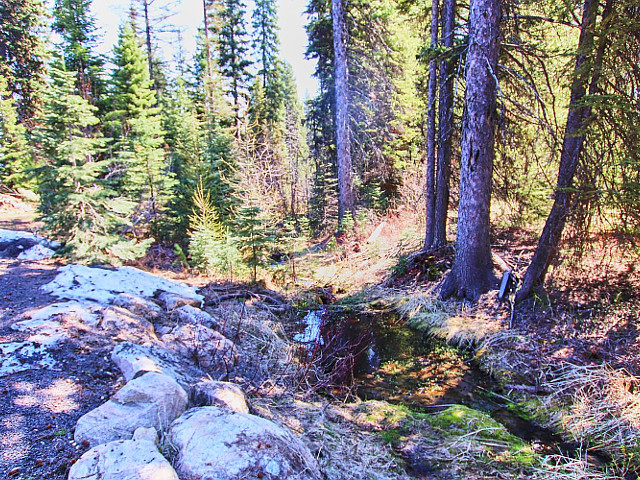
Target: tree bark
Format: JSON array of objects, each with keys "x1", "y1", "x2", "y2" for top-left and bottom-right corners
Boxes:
[
  {"x1": 432, "y1": 0, "x2": 456, "y2": 249},
  {"x1": 332, "y1": 0, "x2": 355, "y2": 226},
  {"x1": 424, "y1": 0, "x2": 440, "y2": 249},
  {"x1": 142, "y1": 0, "x2": 154, "y2": 82},
  {"x1": 440, "y1": 0, "x2": 501, "y2": 301},
  {"x1": 515, "y1": 0, "x2": 612, "y2": 303}
]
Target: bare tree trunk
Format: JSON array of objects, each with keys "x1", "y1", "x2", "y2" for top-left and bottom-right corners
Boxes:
[
  {"x1": 515, "y1": 0, "x2": 612, "y2": 303},
  {"x1": 202, "y1": 0, "x2": 214, "y2": 114},
  {"x1": 432, "y1": 0, "x2": 456, "y2": 249},
  {"x1": 332, "y1": 0, "x2": 355, "y2": 227},
  {"x1": 424, "y1": 0, "x2": 440, "y2": 250},
  {"x1": 440, "y1": 0, "x2": 501, "y2": 301},
  {"x1": 142, "y1": 0, "x2": 154, "y2": 82}
]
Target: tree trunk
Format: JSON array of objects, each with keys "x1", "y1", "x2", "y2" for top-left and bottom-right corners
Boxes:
[
  {"x1": 424, "y1": 0, "x2": 440, "y2": 249},
  {"x1": 515, "y1": 0, "x2": 611, "y2": 303},
  {"x1": 440, "y1": 0, "x2": 501, "y2": 301},
  {"x1": 332, "y1": 0, "x2": 355, "y2": 226},
  {"x1": 432, "y1": 0, "x2": 456, "y2": 249},
  {"x1": 142, "y1": 0, "x2": 154, "y2": 82},
  {"x1": 202, "y1": 0, "x2": 214, "y2": 115}
]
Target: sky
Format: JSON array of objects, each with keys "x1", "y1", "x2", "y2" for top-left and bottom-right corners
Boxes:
[{"x1": 89, "y1": 0, "x2": 319, "y2": 99}]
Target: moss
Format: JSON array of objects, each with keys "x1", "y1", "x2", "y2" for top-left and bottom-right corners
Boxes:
[
  {"x1": 428, "y1": 405, "x2": 538, "y2": 466},
  {"x1": 353, "y1": 400, "x2": 412, "y2": 430}
]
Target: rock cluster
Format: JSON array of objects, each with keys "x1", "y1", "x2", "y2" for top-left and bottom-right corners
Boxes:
[{"x1": 12, "y1": 265, "x2": 320, "y2": 480}]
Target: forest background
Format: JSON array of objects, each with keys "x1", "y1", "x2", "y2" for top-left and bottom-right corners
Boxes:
[{"x1": 0, "y1": 0, "x2": 639, "y2": 301}]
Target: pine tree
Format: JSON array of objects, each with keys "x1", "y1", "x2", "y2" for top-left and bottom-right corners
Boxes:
[
  {"x1": 52, "y1": 0, "x2": 104, "y2": 103},
  {"x1": 0, "y1": 76, "x2": 30, "y2": 189},
  {"x1": 34, "y1": 59, "x2": 147, "y2": 263},
  {"x1": 251, "y1": 0, "x2": 282, "y2": 120},
  {"x1": 188, "y1": 178, "x2": 243, "y2": 277},
  {"x1": 0, "y1": 0, "x2": 47, "y2": 123},
  {"x1": 217, "y1": 0, "x2": 252, "y2": 128},
  {"x1": 107, "y1": 19, "x2": 174, "y2": 237},
  {"x1": 235, "y1": 205, "x2": 273, "y2": 283},
  {"x1": 162, "y1": 75, "x2": 237, "y2": 242}
]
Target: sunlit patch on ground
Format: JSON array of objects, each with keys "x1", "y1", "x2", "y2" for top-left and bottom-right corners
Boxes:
[{"x1": 12, "y1": 378, "x2": 80, "y2": 413}]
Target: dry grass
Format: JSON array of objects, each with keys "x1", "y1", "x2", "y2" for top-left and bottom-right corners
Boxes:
[
  {"x1": 210, "y1": 300, "x2": 307, "y2": 391},
  {"x1": 251, "y1": 397, "x2": 408, "y2": 480},
  {"x1": 394, "y1": 292, "x2": 504, "y2": 349},
  {"x1": 539, "y1": 364, "x2": 640, "y2": 465},
  {"x1": 529, "y1": 454, "x2": 625, "y2": 479},
  {"x1": 475, "y1": 329, "x2": 545, "y2": 386}
]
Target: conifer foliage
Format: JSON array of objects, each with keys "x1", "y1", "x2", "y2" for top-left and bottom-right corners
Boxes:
[
  {"x1": 107, "y1": 20, "x2": 174, "y2": 235},
  {"x1": 34, "y1": 60, "x2": 147, "y2": 263}
]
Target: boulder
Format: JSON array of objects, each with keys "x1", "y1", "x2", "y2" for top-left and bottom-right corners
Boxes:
[
  {"x1": 112, "y1": 293, "x2": 165, "y2": 322},
  {"x1": 17, "y1": 243, "x2": 56, "y2": 260},
  {"x1": 169, "y1": 407, "x2": 322, "y2": 480},
  {"x1": 110, "y1": 342, "x2": 202, "y2": 386},
  {"x1": 189, "y1": 381, "x2": 249, "y2": 413},
  {"x1": 42, "y1": 265, "x2": 202, "y2": 305},
  {"x1": 171, "y1": 304, "x2": 220, "y2": 330},
  {"x1": 74, "y1": 372, "x2": 188, "y2": 448},
  {"x1": 100, "y1": 307, "x2": 157, "y2": 344},
  {"x1": 161, "y1": 324, "x2": 238, "y2": 370},
  {"x1": 133, "y1": 426, "x2": 158, "y2": 445},
  {"x1": 68, "y1": 438, "x2": 178, "y2": 480},
  {"x1": 155, "y1": 291, "x2": 202, "y2": 310}
]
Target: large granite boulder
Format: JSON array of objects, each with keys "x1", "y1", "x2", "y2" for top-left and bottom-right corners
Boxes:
[
  {"x1": 171, "y1": 304, "x2": 220, "y2": 330},
  {"x1": 112, "y1": 293, "x2": 165, "y2": 322},
  {"x1": 189, "y1": 380, "x2": 249, "y2": 413},
  {"x1": 161, "y1": 324, "x2": 238, "y2": 370},
  {"x1": 68, "y1": 438, "x2": 178, "y2": 480},
  {"x1": 74, "y1": 372, "x2": 188, "y2": 448},
  {"x1": 110, "y1": 342, "x2": 202, "y2": 386},
  {"x1": 169, "y1": 406, "x2": 321, "y2": 480},
  {"x1": 100, "y1": 307, "x2": 157, "y2": 344}
]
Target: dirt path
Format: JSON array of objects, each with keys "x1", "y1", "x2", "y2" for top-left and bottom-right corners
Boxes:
[{"x1": 0, "y1": 203, "x2": 121, "y2": 479}]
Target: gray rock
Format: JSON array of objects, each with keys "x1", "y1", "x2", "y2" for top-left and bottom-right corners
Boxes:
[
  {"x1": 189, "y1": 381, "x2": 249, "y2": 413},
  {"x1": 156, "y1": 291, "x2": 202, "y2": 310},
  {"x1": 169, "y1": 406, "x2": 322, "y2": 480},
  {"x1": 100, "y1": 307, "x2": 157, "y2": 344},
  {"x1": 112, "y1": 293, "x2": 165, "y2": 322},
  {"x1": 171, "y1": 304, "x2": 220, "y2": 330},
  {"x1": 68, "y1": 438, "x2": 178, "y2": 480},
  {"x1": 161, "y1": 324, "x2": 238, "y2": 370},
  {"x1": 17, "y1": 244, "x2": 56, "y2": 260},
  {"x1": 74, "y1": 372, "x2": 188, "y2": 448},
  {"x1": 132, "y1": 426, "x2": 158, "y2": 444},
  {"x1": 110, "y1": 342, "x2": 202, "y2": 386}
]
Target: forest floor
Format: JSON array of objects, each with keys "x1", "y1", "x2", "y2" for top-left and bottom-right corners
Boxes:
[{"x1": 1, "y1": 194, "x2": 639, "y2": 479}]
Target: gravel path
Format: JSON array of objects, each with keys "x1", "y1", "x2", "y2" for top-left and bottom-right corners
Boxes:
[{"x1": 0, "y1": 257, "x2": 120, "y2": 479}]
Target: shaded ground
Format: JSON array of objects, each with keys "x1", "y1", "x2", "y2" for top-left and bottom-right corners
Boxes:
[{"x1": 0, "y1": 203, "x2": 120, "y2": 480}]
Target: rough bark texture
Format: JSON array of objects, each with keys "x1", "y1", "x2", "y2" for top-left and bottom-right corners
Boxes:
[
  {"x1": 515, "y1": 0, "x2": 610, "y2": 303},
  {"x1": 332, "y1": 0, "x2": 355, "y2": 226},
  {"x1": 432, "y1": 0, "x2": 456, "y2": 249},
  {"x1": 440, "y1": 0, "x2": 500, "y2": 301},
  {"x1": 142, "y1": 0, "x2": 154, "y2": 82},
  {"x1": 424, "y1": 0, "x2": 440, "y2": 249}
]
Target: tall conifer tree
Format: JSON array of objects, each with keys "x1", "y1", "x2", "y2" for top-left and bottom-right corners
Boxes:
[
  {"x1": 218, "y1": 0, "x2": 252, "y2": 128},
  {"x1": 34, "y1": 60, "x2": 146, "y2": 262},
  {"x1": 0, "y1": 0, "x2": 47, "y2": 123},
  {"x1": 107, "y1": 20, "x2": 174, "y2": 236},
  {"x1": 52, "y1": 0, "x2": 104, "y2": 103}
]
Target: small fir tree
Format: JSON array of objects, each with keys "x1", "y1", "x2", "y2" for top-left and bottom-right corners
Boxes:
[
  {"x1": 188, "y1": 179, "x2": 243, "y2": 277},
  {"x1": 234, "y1": 205, "x2": 273, "y2": 282}
]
